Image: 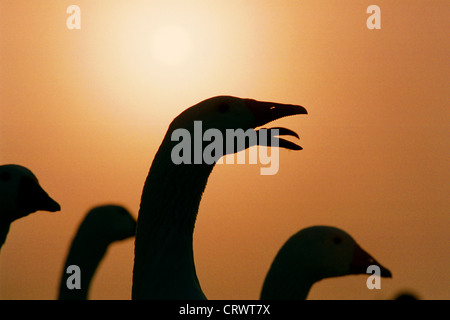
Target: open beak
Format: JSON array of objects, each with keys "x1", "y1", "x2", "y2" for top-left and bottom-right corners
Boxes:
[
  {"x1": 245, "y1": 99, "x2": 307, "y2": 150},
  {"x1": 257, "y1": 127, "x2": 303, "y2": 150},
  {"x1": 349, "y1": 243, "x2": 392, "y2": 278}
]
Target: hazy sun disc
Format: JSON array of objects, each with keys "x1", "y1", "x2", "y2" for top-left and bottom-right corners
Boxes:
[{"x1": 151, "y1": 25, "x2": 193, "y2": 67}]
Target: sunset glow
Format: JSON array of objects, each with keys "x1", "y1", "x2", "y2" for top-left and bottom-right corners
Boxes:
[
  {"x1": 0, "y1": 1, "x2": 448, "y2": 301},
  {"x1": 151, "y1": 25, "x2": 193, "y2": 66}
]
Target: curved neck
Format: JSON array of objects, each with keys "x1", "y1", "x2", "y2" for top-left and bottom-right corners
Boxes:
[
  {"x1": 0, "y1": 223, "x2": 11, "y2": 251},
  {"x1": 132, "y1": 140, "x2": 214, "y2": 299},
  {"x1": 58, "y1": 229, "x2": 110, "y2": 300},
  {"x1": 260, "y1": 259, "x2": 317, "y2": 300}
]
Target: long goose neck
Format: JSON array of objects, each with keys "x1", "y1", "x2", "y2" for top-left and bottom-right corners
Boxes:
[
  {"x1": 132, "y1": 138, "x2": 215, "y2": 299},
  {"x1": 58, "y1": 227, "x2": 110, "y2": 300},
  {"x1": 0, "y1": 213, "x2": 14, "y2": 251},
  {"x1": 260, "y1": 255, "x2": 316, "y2": 300},
  {"x1": 0, "y1": 223, "x2": 11, "y2": 250}
]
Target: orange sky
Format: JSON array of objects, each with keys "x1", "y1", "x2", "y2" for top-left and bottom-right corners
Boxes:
[{"x1": 1, "y1": 1, "x2": 449, "y2": 300}]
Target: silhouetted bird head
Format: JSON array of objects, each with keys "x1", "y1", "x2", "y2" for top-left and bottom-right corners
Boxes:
[
  {"x1": 166, "y1": 95, "x2": 307, "y2": 162},
  {"x1": 0, "y1": 164, "x2": 60, "y2": 225}
]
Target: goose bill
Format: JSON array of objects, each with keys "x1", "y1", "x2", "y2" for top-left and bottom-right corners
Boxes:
[
  {"x1": 245, "y1": 99, "x2": 306, "y2": 150},
  {"x1": 17, "y1": 176, "x2": 61, "y2": 215},
  {"x1": 350, "y1": 243, "x2": 393, "y2": 278},
  {"x1": 256, "y1": 127, "x2": 303, "y2": 150}
]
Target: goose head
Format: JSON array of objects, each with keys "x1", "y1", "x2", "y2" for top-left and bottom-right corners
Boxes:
[
  {"x1": 59, "y1": 205, "x2": 136, "y2": 300},
  {"x1": 133, "y1": 96, "x2": 307, "y2": 299},
  {"x1": 0, "y1": 164, "x2": 60, "y2": 225},
  {"x1": 166, "y1": 95, "x2": 307, "y2": 161},
  {"x1": 261, "y1": 226, "x2": 392, "y2": 299},
  {"x1": 296, "y1": 226, "x2": 392, "y2": 279},
  {"x1": 80, "y1": 205, "x2": 136, "y2": 242}
]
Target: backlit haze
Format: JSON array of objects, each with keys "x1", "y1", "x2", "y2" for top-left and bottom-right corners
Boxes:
[{"x1": 1, "y1": 1, "x2": 448, "y2": 299}]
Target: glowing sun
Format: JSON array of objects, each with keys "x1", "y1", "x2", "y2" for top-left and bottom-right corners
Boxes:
[{"x1": 151, "y1": 25, "x2": 193, "y2": 67}]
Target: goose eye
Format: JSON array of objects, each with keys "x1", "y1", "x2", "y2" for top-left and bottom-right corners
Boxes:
[
  {"x1": 0, "y1": 171, "x2": 11, "y2": 182},
  {"x1": 218, "y1": 103, "x2": 230, "y2": 113},
  {"x1": 332, "y1": 236, "x2": 342, "y2": 244}
]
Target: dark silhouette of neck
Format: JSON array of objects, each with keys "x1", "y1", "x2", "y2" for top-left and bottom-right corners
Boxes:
[{"x1": 132, "y1": 137, "x2": 215, "y2": 300}]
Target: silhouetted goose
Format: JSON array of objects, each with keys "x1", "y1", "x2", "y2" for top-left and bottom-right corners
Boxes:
[
  {"x1": 0, "y1": 164, "x2": 60, "y2": 250},
  {"x1": 260, "y1": 226, "x2": 392, "y2": 299},
  {"x1": 58, "y1": 204, "x2": 136, "y2": 300},
  {"x1": 393, "y1": 291, "x2": 419, "y2": 300},
  {"x1": 132, "y1": 96, "x2": 307, "y2": 299}
]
